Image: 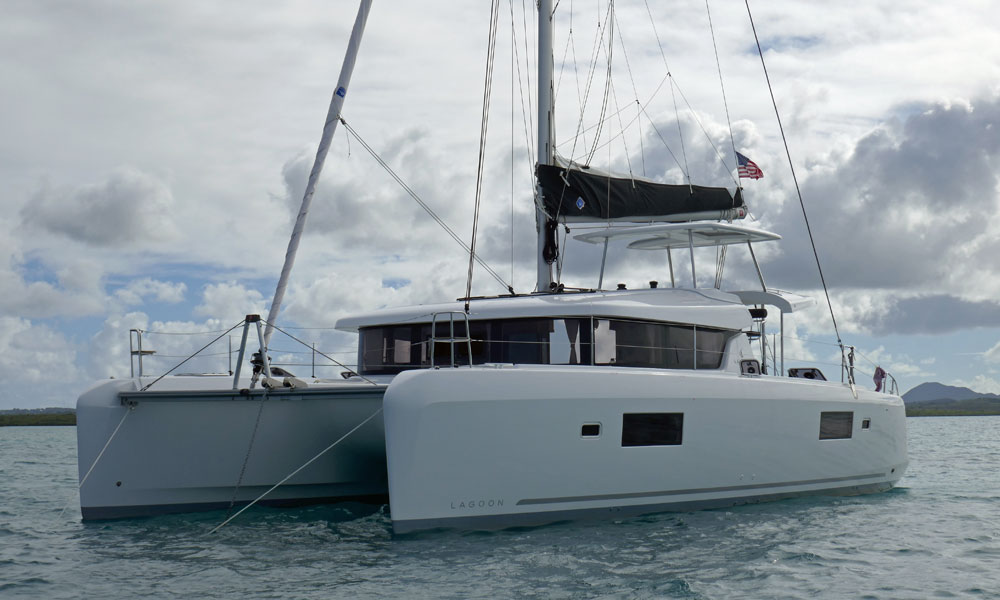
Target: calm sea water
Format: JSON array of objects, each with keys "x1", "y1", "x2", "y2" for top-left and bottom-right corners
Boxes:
[{"x1": 1, "y1": 417, "x2": 997, "y2": 599}]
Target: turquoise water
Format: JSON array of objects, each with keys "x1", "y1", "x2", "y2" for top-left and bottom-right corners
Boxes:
[{"x1": 1, "y1": 418, "x2": 997, "y2": 598}]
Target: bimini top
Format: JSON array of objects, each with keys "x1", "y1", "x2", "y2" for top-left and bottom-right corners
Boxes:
[
  {"x1": 335, "y1": 287, "x2": 754, "y2": 333},
  {"x1": 574, "y1": 222, "x2": 781, "y2": 249}
]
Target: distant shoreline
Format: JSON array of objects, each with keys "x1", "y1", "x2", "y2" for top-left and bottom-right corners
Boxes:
[
  {"x1": 2, "y1": 409, "x2": 997, "y2": 425},
  {"x1": 0, "y1": 413, "x2": 76, "y2": 427},
  {"x1": 905, "y1": 397, "x2": 1000, "y2": 418},
  {"x1": 906, "y1": 409, "x2": 1000, "y2": 417}
]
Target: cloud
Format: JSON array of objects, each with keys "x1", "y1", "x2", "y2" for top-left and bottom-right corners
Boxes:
[
  {"x1": 983, "y1": 340, "x2": 1000, "y2": 364},
  {"x1": 279, "y1": 128, "x2": 475, "y2": 256},
  {"x1": 20, "y1": 167, "x2": 179, "y2": 247},
  {"x1": 855, "y1": 294, "x2": 1000, "y2": 336},
  {"x1": 85, "y1": 311, "x2": 149, "y2": 378},
  {"x1": 0, "y1": 229, "x2": 107, "y2": 318},
  {"x1": 946, "y1": 374, "x2": 1000, "y2": 395},
  {"x1": 113, "y1": 278, "x2": 187, "y2": 306},
  {"x1": 194, "y1": 282, "x2": 266, "y2": 321},
  {"x1": 0, "y1": 317, "x2": 84, "y2": 409},
  {"x1": 759, "y1": 94, "x2": 1000, "y2": 293}
]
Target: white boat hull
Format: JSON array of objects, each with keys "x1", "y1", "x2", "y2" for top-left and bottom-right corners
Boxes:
[
  {"x1": 383, "y1": 366, "x2": 908, "y2": 533},
  {"x1": 76, "y1": 377, "x2": 387, "y2": 519}
]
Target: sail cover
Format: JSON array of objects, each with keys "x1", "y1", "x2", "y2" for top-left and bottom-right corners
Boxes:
[{"x1": 537, "y1": 163, "x2": 744, "y2": 223}]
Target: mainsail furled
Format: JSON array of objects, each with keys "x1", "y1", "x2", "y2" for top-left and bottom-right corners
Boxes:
[{"x1": 536, "y1": 161, "x2": 744, "y2": 223}]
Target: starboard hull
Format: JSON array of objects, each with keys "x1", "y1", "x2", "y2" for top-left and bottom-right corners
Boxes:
[{"x1": 383, "y1": 366, "x2": 908, "y2": 533}]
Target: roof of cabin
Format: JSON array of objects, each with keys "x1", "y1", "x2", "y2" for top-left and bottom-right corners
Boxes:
[{"x1": 335, "y1": 287, "x2": 754, "y2": 332}]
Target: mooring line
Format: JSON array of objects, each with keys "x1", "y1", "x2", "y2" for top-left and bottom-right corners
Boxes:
[
  {"x1": 58, "y1": 405, "x2": 133, "y2": 519},
  {"x1": 224, "y1": 390, "x2": 269, "y2": 520},
  {"x1": 209, "y1": 406, "x2": 383, "y2": 534}
]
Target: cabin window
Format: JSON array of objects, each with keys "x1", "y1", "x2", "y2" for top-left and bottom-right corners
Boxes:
[
  {"x1": 819, "y1": 411, "x2": 853, "y2": 440},
  {"x1": 594, "y1": 319, "x2": 734, "y2": 369},
  {"x1": 359, "y1": 318, "x2": 591, "y2": 375},
  {"x1": 358, "y1": 317, "x2": 735, "y2": 375},
  {"x1": 622, "y1": 413, "x2": 684, "y2": 446}
]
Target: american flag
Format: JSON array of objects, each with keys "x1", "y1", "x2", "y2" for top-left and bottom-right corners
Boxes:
[{"x1": 736, "y1": 152, "x2": 763, "y2": 180}]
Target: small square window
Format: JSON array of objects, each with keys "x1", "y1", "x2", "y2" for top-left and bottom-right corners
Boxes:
[
  {"x1": 861, "y1": 418, "x2": 871, "y2": 430},
  {"x1": 581, "y1": 423, "x2": 601, "y2": 437},
  {"x1": 819, "y1": 411, "x2": 853, "y2": 440},
  {"x1": 622, "y1": 413, "x2": 683, "y2": 446}
]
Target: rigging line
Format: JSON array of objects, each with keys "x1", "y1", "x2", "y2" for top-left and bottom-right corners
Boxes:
[
  {"x1": 605, "y1": 25, "x2": 634, "y2": 183},
  {"x1": 553, "y1": 0, "x2": 573, "y2": 102},
  {"x1": 508, "y1": 1, "x2": 536, "y2": 190},
  {"x1": 567, "y1": 1, "x2": 588, "y2": 154},
  {"x1": 511, "y1": 1, "x2": 515, "y2": 290},
  {"x1": 642, "y1": 0, "x2": 690, "y2": 184},
  {"x1": 670, "y1": 81, "x2": 740, "y2": 187},
  {"x1": 466, "y1": 0, "x2": 503, "y2": 309},
  {"x1": 608, "y1": 77, "x2": 633, "y2": 180},
  {"x1": 209, "y1": 407, "x2": 384, "y2": 535},
  {"x1": 745, "y1": 0, "x2": 842, "y2": 345},
  {"x1": 520, "y1": 0, "x2": 535, "y2": 163},
  {"x1": 566, "y1": 0, "x2": 613, "y2": 164},
  {"x1": 552, "y1": 1, "x2": 614, "y2": 225},
  {"x1": 140, "y1": 320, "x2": 246, "y2": 392},
  {"x1": 581, "y1": 0, "x2": 615, "y2": 165},
  {"x1": 705, "y1": 0, "x2": 739, "y2": 176},
  {"x1": 143, "y1": 328, "x2": 233, "y2": 335},
  {"x1": 585, "y1": 0, "x2": 615, "y2": 167},
  {"x1": 611, "y1": 8, "x2": 646, "y2": 177},
  {"x1": 263, "y1": 319, "x2": 378, "y2": 385},
  {"x1": 58, "y1": 406, "x2": 132, "y2": 519},
  {"x1": 339, "y1": 119, "x2": 512, "y2": 293},
  {"x1": 639, "y1": 104, "x2": 685, "y2": 173},
  {"x1": 561, "y1": 72, "x2": 669, "y2": 159}
]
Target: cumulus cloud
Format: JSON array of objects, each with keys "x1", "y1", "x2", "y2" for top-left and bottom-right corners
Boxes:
[
  {"x1": 20, "y1": 167, "x2": 179, "y2": 247},
  {"x1": 279, "y1": 128, "x2": 476, "y2": 256},
  {"x1": 194, "y1": 281, "x2": 266, "y2": 321},
  {"x1": 855, "y1": 295, "x2": 1000, "y2": 336},
  {"x1": 86, "y1": 312, "x2": 237, "y2": 379},
  {"x1": 983, "y1": 340, "x2": 1000, "y2": 364},
  {"x1": 0, "y1": 317, "x2": 83, "y2": 408},
  {"x1": 114, "y1": 278, "x2": 187, "y2": 306},
  {"x1": 0, "y1": 228, "x2": 107, "y2": 319},
  {"x1": 946, "y1": 374, "x2": 1000, "y2": 395},
  {"x1": 760, "y1": 95, "x2": 1000, "y2": 292}
]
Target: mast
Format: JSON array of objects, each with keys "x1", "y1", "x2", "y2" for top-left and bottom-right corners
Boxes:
[
  {"x1": 263, "y1": 0, "x2": 372, "y2": 345},
  {"x1": 536, "y1": 0, "x2": 555, "y2": 292}
]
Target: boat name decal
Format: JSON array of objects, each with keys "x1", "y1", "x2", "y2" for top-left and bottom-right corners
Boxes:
[{"x1": 450, "y1": 498, "x2": 503, "y2": 510}]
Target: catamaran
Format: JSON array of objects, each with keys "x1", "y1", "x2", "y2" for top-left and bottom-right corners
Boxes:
[{"x1": 76, "y1": 0, "x2": 908, "y2": 532}]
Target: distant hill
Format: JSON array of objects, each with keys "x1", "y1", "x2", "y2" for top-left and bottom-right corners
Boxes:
[{"x1": 902, "y1": 382, "x2": 1000, "y2": 404}]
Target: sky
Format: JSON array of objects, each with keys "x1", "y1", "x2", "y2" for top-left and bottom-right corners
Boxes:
[{"x1": 1, "y1": 0, "x2": 999, "y2": 409}]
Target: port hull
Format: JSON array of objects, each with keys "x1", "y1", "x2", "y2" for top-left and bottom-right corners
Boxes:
[{"x1": 76, "y1": 377, "x2": 387, "y2": 520}]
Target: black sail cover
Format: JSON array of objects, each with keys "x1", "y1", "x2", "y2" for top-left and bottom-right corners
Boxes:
[{"x1": 536, "y1": 163, "x2": 743, "y2": 222}]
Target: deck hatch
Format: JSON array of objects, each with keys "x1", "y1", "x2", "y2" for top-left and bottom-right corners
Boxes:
[{"x1": 622, "y1": 413, "x2": 683, "y2": 446}]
